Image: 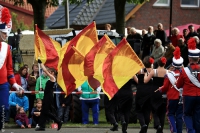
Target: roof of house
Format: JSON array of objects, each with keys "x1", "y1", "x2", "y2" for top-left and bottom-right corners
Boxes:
[
  {"x1": 46, "y1": 0, "x2": 136, "y2": 29},
  {"x1": 1, "y1": 0, "x2": 58, "y2": 17}
]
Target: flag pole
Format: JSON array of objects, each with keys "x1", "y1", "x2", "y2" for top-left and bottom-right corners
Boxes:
[{"x1": 71, "y1": 45, "x2": 85, "y2": 58}]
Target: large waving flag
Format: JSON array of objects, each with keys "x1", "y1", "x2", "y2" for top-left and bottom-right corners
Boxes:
[
  {"x1": 95, "y1": 38, "x2": 144, "y2": 100},
  {"x1": 84, "y1": 35, "x2": 115, "y2": 89},
  {"x1": 93, "y1": 35, "x2": 116, "y2": 83},
  {"x1": 34, "y1": 25, "x2": 61, "y2": 69},
  {"x1": 57, "y1": 21, "x2": 98, "y2": 96}
]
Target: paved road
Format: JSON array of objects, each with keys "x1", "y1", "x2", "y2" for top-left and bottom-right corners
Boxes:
[{"x1": 2, "y1": 127, "x2": 187, "y2": 133}]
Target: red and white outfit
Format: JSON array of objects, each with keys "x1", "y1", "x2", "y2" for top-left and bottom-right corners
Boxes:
[
  {"x1": 0, "y1": 42, "x2": 16, "y2": 130},
  {"x1": 176, "y1": 38, "x2": 200, "y2": 133},
  {"x1": 159, "y1": 47, "x2": 183, "y2": 133}
]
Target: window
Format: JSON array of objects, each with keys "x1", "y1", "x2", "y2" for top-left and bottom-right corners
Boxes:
[
  {"x1": 181, "y1": 0, "x2": 199, "y2": 7},
  {"x1": 153, "y1": 0, "x2": 170, "y2": 6}
]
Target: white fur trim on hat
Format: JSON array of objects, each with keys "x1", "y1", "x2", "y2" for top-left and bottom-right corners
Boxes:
[
  {"x1": 172, "y1": 57, "x2": 183, "y2": 67},
  {"x1": 188, "y1": 49, "x2": 200, "y2": 58}
]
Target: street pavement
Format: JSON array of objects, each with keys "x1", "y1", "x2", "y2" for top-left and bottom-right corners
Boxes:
[{"x1": 1, "y1": 127, "x2": 187, "y2": 133}]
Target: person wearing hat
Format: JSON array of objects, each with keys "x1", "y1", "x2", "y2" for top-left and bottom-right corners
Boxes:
[
  {"x1": 157, "y1": 47, "x2": 184, "y2": 133},
  {"x1": 0, "y1": 7, "x2": 23, "y2": 131},
  {"x1": 176, "y1": 38, "x2": 200, "y2": 133}
]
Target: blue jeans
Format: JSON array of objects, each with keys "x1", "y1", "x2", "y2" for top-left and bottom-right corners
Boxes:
[
  {"x1": 183, "y1": 96, "x2": 200, "y2": 133},
  {"x1": 57, "y1": 106, "x2": 70, "y2": 123},
  {"x1": 81, "y1": 99, "x2": 99, "y2": 124},
  {"x1": 16, "y1": 118, "x2": 32, "y2": 126},
  {"x1": 167, "y1": 99, "x2": 183, "y2": 133}
]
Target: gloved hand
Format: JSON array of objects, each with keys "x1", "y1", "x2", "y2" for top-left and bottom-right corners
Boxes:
[
  {"x1": 12, "y1": 83, "x2": 24, "y2": 91},
  {"x1": 38, "y1": 59, "x2": 42, "y2": 64}
]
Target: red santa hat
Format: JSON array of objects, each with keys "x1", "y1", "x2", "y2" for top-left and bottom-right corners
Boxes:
[
  {"x1": 188, "y1": 38, "x2": 200, "y2": 58},
  {"x1": 172, "y1": 47, "x2": 183, "y2": 67}
]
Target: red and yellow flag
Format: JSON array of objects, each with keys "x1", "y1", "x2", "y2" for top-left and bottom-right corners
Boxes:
[
  {"x1": 57, "y1": 45, "x2": 85, "y2": 96},
  {"x1": 93, "y1": 35, "x2": 116, "y2": 84},
  {"x1": 34, "y1": 25, "x2": 61, "y2": 69},
  {"x1": 95, "y1": 38, "x2": 144, "y2": 100},
  {"x1": 57, "y1": 22, "x2": 98, "y2": 96},
  {"x1": 84, "y1": 35, "x2": 113, "y2": 89}
]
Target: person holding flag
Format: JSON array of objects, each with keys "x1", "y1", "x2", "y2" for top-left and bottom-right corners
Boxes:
[
  {"x1": 35, "y1": 59, "x2": 62, "y2": 131},
  {"x1": 157, "y1": 47, "x2": 184, "y2": 133},
  {"x1": 0, "y1": 6, "x2": 23, "y2": 131},
  {"x1": 176, "y1": 38, "x2": 200, "y2": 133}
]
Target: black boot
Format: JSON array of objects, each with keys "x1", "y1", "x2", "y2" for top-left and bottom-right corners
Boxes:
[
  {"x1": 139, "y1": 124, "x2": 147, "y2": 133},
  {"x1": 156, "y1": 125, "x2": 162, "y2": 133},
  {"x1": 121, "y1": 121, "x2": 127, "y2": 133},
  {"x1": 57, "y1": 121, "x2": 63, "y2": 131},
  {"x1": 110, "y1": 122, "x2": 118, "y2": 131}
]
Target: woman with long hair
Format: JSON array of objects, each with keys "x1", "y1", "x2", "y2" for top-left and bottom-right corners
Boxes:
[
  {"x1": 144, "y1": 57, "x2": 168, "y2": 133},
  {"x1": 11, "y1": 66, "x2": 28, "y2": 91}
]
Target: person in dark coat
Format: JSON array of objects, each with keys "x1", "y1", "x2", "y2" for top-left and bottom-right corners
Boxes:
[
  {"x1": 185, "y1": 25, "x2": 198, "y2": 42},
  {"x1": 177, "y1": 38, "x2": 189, "y2": 67},
  {"x1": 35, "y1": 60, "x2": 62, "y2": 131},
  {"x1": 127, "y1": 27, "x2": 143, "y2": 56},
  {"x1": 31, "y1": 99, "x2": 42, "y2": 127},
  {"x1": 141, "y1": 26, "x2": 156, "y2": 60},
  {"x1": 156, "y1": 23, "x2": 167, "y2": 47}
]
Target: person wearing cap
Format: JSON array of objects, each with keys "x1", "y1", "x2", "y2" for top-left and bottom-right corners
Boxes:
[
  {"x1": 0, "y1": 7, "x2": 23, "y2": 131},
  {"x1": 157, "y1": 47, "x2": 184, "y2": 133},
  {"x1": 176, "y1": 38, "x2": 200, "y2": 133}
]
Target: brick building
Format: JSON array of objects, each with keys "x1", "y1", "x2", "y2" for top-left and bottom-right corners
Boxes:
[
  {"x1": 126, "y1": 0, "x2": 200, "y2": 31},
  {"x1": 46, "y1": 0, "x2": 200, "y2": 33}
]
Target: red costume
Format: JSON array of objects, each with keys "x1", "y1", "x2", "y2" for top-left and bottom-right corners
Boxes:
[
  {"x1": 176, "y1": 38, "x2": 200, "y2": 133},
  {"x1": 170, "y1": 34, "x2": 184, "y2": 47},
  {"x1": 0, "y1": 42, "x2": 16, "y2": 85},
  {"x1": 176, "y1": 64, "x2": 200, "y2": 96},
  {"x1": 159, "y1": 70, "x2": 180, "y2": 99}
]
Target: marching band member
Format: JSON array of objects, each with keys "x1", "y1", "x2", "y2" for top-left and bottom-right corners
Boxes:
[
  {"x1": 176, "y1": 38, "x2": 200, "y2": 133},
  {"x1": 0, "y1": 7, "x2": 23, "y2": 131},
  {"x1": 158, "y1": 47, "x2": 183, "y2": 133}
]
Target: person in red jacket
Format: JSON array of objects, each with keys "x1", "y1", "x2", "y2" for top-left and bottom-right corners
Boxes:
[
  {"x1": 170, "y1": 27, "x2": 184, "y2": 47},
  {"x1": 158, "y1": 47, "x2": 183, "y2": 133},
  {"x1": 176, "y1": 38, "x2": 200, "y2": 133},
  {"x1": 0, "y1": 7, "x2": 23, "y2": 131},
  {"x1": 11, "y1": 66, "x2": 28, "y2": 91}
]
